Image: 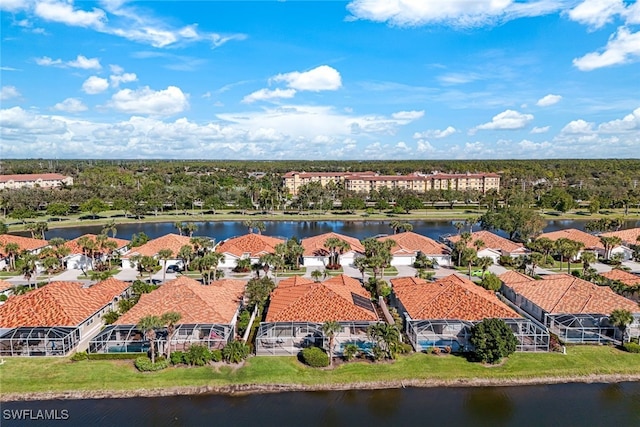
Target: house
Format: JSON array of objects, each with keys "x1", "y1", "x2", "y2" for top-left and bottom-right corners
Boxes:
[
  {"x1": 0, "y1": 279, "x2": 13, "y2": 299},
  {"x1": 537, "y1": 228, "x2": 604, "y2": 259},
  {"x1": 255, "y1": 274, "x2": 380, "y2": 356},
  {"x1": 599, "y1": 269, "x2": 640, "y2": 288},
  {"x1": 300, "y1": 232, "x2": 364, "y2": 267},
  {"x1": 0, "y1": 278, "x2": 131, "y2": 356},
  {"x1": 215, "y1": 233, "x2": 285, "y2": 269},
  {"x1": 378, "y1": 231, "x2": 451, "y2": 266},
  {"x1": 0, "y1": 234, "x2": 49, "y2": 271},
  {"x1": 0, "y1": 173, "x2": 73, "y2": 190},
  {"x1": 63, "y1": 234, "x2": 130, "y2": 270},
  {"x1": 445, "y1": 230, "x2": 527, "y2": 264},
  {"x1": 600, "y1": 227, "x2": 640, "y2": 261},
  {"x1": 89, "y1": 276, "x2": 246, "y2": 354},
  {"x1": 390, "y1": 274, "x2": 548, "y2": 352},
  {"x1": 499, "y1": 272, "x2": 640, "y2": 343},
  {"x1": 122, "y1": 233, "x2": 194, "y2": 269}
]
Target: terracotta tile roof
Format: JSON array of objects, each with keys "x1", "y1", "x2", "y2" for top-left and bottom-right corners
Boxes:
[
  {"x1": 391, "y1": 274, "x2": 518, "y2": 321},
  {"x1": 0, "y1": 279, "x2": 13, "y2": 292},
  {"x1": 277, "y1": 276, "x2": 314, "y2": 288},
  {"x1": 0, "y1": 278, "x2": 130, "y2": 328},
  {"x1": 0, "y1": 173, "x2": 70, "y2": 183},
  {"x1": 0, "y1": 234, "x2": 49, "y2": 256},
  {"x1": 499, "y1": 270, "x2": 536, "y2": 286},
  {"x1": 64, "y1": 234, "x2": 130, "y2": 254},
  {"x1": 301, "y1": 232, "x2": 364, "y2": 257},
  {"x1": 538, "y1": 229, "x2": 603, "y2": 249},
  {"x1": 215, "y1": 234, "x2": 285, "y2": 258},
  {"x1": 504, "y1": 273, "x2": 638, "y2": 314},
  {"x1": 601, "y1": 228, "x2": 640, "y2": 245},
  {"x1": 124, "y1": 233, "x2": 193, "y2": 258},
  {"x1": 600, "y1": 269, "x2": 640, "y2": 287},
  {"x1": 447, "y1": 230, "x2": 525, "y2": 254},
  {"x1": 116, "y1": 276, "x2": 246, "y2": 325},
  {"x1": 378, "y1": 232, "x2": 450, "y2": 256},
  {"x1": 266, "y1": 274, "x2": 378, "y2": 322}
]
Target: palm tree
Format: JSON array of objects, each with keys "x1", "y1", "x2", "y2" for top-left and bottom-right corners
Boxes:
[
  {"x1": 286, "y1": 238, "x2": 304, "y2": 270},
  {"x1": 184, "y1": 222, "x2": 198, "y2": 237},
  {"x1": 311, "y1": 269, "x2": 323, "y2": 282},
  {"x1": 580, "y1": 251, "x2": 597, "y2": 277},
  {"x1": 76, "y1": 235, "x2": 98, "y2": 272},
  {"x1": 454, "y1": 221, "x2": 464, "y2": 235},
  {"x1": 473, "y1": 239, "x2": 485, "y2": 252},
  {"x1": 476, "y1": 256, "x2": 493, "y2": 276},
  {"x1": 4, "y1": 242, "x2": 20, "y2": 271},
  {"x1": 260, "y1": 253, "x2": 284, "y2": 280},
  {"x1": 161, "y1": 311, "x2": 182, "y2": 359},
  {"x1": 178, "y1": 245, "x2": 194, "y2": 271},
  {"x1": 102, "y1": 220, "x2": 118, "y2": 238},
  {"x1": 367, "y1": 322, "x2": 401, "y2": 360},
  {"x1": 461, "y1": 247, "x2": 478, "y2": 279},
  {"x1": 235, "y1": 257, "x2": 252, "y2": 273},
  {"x1": 174, "y1": 221, "x2": 184, "y2": 236},
  {"x1": 354, "y1": 256, "x2": 368, "y2": 281},
  {"x1": 137, "y1": 315, "x2": 164, "y2": 364},
  {"x1": 251, "y1": 261, "x2": 263, "y2": 278},
  {"x1": 390, "y1": 220, "x2": 402, "y2": 234},
  {"x1": 158, "y1": 248, "x2": 174, "y2": 283},
  {"x1": 322, "y1": 321, "x2": 342, "y2": 366},
  {"x1": 600, "y1": 236, "x2": 622, "y2": 260},
  {"x1": 529, "y1": 252, "x2": 546, "y2": 276},
  {"x1": 609, "y1": 309, "x2": 634, "y2": 343},
  {"x1": 555, "y1": 238, "x2": 583, "y2": 273},
  {"x1": 21, "y1": 252, "x2": 38, "y2": 288}
]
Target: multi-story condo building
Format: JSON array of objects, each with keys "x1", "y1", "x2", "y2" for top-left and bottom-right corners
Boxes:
[
  {"x1": 283, "y1": 171, "x2": 500, "y2": 195},
  {"x1": 0, "y1": 173, "x2": 74, "y2": 190}
]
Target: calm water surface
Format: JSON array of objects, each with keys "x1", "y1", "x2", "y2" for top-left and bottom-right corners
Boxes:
[{"x1": 2, "y1": 382, "x2": 640, "y2": 426}]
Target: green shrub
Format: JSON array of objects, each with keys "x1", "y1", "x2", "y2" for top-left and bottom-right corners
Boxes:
[
  {"x1": 210, "y1": 349, "x2": 223, "y2": 362},
  {"x1": 301, "y1": 346, "x2": 329, "y2": 367},
  {"x1": 623, "y1": 342, "x2": 640, "y2": 353},
  {"x1": 170, "y1": 351, "x2": 185, "y2": 365},
  {"x1": 0, "y1": 294, "x2": 7, "y2": 302},
  {"x1": 398, "y1": 342, "x2": 413, "y2": 354},
  {"x1": 70, "y1": 351, "x2": 88, "y2": 361},
  {"x1": 470, "y1": 318, "x2": 518, "y2": 364},
  {"x1": 222, "y1": 340, "x2": 250, "y2": 363},
  {"x1": 237, "y1": 310, "x2": 251, "y2": 336},
  {"x1": 87, "y1": 353, "x2": 140, "y2": 360},
  {"x1": 480, "y1": 273, "x2": 502, "y2": 291},
  {"x1": 343, "y1": 343, "x2": 359, "y2": 361},
  {"x1": 186, "y1": 345, "x2": 212, "y2": 366},
  {"x1": 371, "y1": 345, "x2": 385, "y2": 361},
  {"x1": 134, "y1": 356, "x2": 169, "y2": 372},
  {"x1": 102, "y1": 310, "x2": 120, "y2": 325}
]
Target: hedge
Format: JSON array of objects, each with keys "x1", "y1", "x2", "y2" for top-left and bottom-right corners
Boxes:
[
  {"x1": 301, "y1": 347, "x2": 329, "y2": 368},
  {"x1": 134, "y1": 356, "x2": 169, "y2": 372},
  {"x1": 623, "y1": 342, "x2": 640, "y2": 353},
  {"x1": 87, "y1": 353, "x2": 141, "y2": 360}
]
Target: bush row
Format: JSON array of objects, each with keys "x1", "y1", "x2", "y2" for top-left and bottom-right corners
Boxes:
[
  {"x1": 301, "y1": 347, "x2": 329, "y2": 367},
  {"x1": 134, "y1": 356, "x2": 169, "y2": 371},
  {"x1": 622, "y1": 342, "x2": 640, "y2": 353},
  {"x1": 170, "y1": 347, "x2": 223, "y2": 366}
]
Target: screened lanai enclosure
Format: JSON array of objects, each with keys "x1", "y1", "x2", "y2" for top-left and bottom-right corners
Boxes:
[
  {"x1": 546, "y1": 313, "x2": 640, "y2": 344},
  {"x1": 88, "y1": 323, "x2": 234, "y2": 354},
  {"x1": 405, "y1": 317, "x2": 549, "y2": 353},
  {"x1": 255, "y1": 321, "x2": 376, "y2": 356},
  {"x1": 0, "y1": 327, "x2": 80, "y2": 357}
]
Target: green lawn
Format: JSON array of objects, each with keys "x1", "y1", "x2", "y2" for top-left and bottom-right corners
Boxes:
[
  {"x1": 366, "y1": 266, "x2": 399, "y2": 276},
  {"x1": 2, "y1": 346, "x2": 638, "y2": 395}
]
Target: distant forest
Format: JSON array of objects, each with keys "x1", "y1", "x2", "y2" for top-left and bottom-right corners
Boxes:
[{"x1": 1, "y1": 159, "x2": 639, "y2": 219}]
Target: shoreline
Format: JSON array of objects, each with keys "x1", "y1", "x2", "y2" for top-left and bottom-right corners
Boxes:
[{"x1": 3, "y1": 374, "x2": 640, "y2": 402}]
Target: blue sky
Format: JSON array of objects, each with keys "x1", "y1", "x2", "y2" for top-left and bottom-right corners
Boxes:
[{"x1": 1, "y1": 0, "x2": 639, "y2": 160}]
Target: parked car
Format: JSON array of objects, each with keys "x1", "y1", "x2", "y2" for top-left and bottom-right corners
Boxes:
[
  {"x1": 470, "y1": 269, "x2": 485, "y2": 277},
  {"x1": 166, "y1": 265, "x2": 183, "y2": 273}
]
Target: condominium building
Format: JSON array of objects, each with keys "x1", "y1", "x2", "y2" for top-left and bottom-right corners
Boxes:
[
  {"x1": 0, "y1": 173, "x2": 74, "y2": 190},
  {"x1": 282, "y1": 171, "x2": 500, "y2": 195}
]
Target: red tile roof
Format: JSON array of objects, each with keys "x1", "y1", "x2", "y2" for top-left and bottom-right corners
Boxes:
[
  {"x1": 215, "y1": 234, "x2": 285, "y2": 258},
  {"x1": 0, "y1": 279, "x2": 13, "y2": 293},
  {"x1": 499, "y1": 270, "x2": 536, "y2": 286},
  {"x1": 301, "y1": 232, "x2": 364, "y2": 257},
  {"x1": 0, "y1": 234, "x2": 49, "y2": 256},
  {"x1": 266, "y1": 274, "x2": 378, "y2": 322},
  {"x1": 124, "y1": 233, "x2": 193, "y2": 258},
  {"x1": 64, "y1": 234, "x2": 129, "y2": 254},
  {"x1": 391, "y1": 274, "x2": 518, "y2": 321},
  {"x1": 378, "y1": 231, "x2": 450, "y2": 256},
  {"x1": 0, "y1": 278, "x2": 130, "y2": 328},
  {"x1": 538, "y1": 228, "x2": 603, "y2": 249},
  {"x1": 600, "y1": 269, "x2": 640, "y2": 287},
  {"x1": 503, "y1": 273, "x2": 638, "y2": 314},
  {"x1": 277, "y1": 276, "x2": 314, "y2": 288},
  {"x1": 116, "y1": 276, "x2": 246, "y2": 325},
  {"x1": 601, "y1": 228, "x2": 640, "y2": 245},
  {"x1": 447, "y1": 230, "x2": 525, "y2": 254},
  {"x1": 0, "y1": 173, "x2": 71, "y2": 183}
]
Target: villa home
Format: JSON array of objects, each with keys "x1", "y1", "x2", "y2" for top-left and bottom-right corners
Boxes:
[
  {"x1": 0, "y1": 173, "x2": 73, "y2": 190},
  {"x1": 445, "y1": 230, "x2": 527, "y2": 264},
  {"x1": 0, "y1": 234, "x2": 49, "y2": 271},
  {"x1": 215, "y1": 233, "x2": 285, "y2": 269},
  {"x1": 0, "y1": 278, "x2": 131, "y2": 356},
  {"x1": 600, "y1": 227, "x2": 640, "y2": 261},
  {"x1": 0, "y1": 279, "x2": 13, "y2": 298},
  {"x1": 255, "y1": 274, "x2": 380, "y2": 356},
  {"x1": 63, "y1": 234, "x2": 130, "y2": 271},
  {"x1": 600, "y1": 269, "x2": 640, "y2": 288},
  {"x1": 537, "y1": 228, "x2": 604, "y2": 259},
  {"x1": 122, "y1": 233, "x2": 194, "y2": 270},
  {"x1": 499, "y1": 272, "x2": 640, "y2": 343},
  {"x1": 89, "y1": 276, "x2": 246, "y2": 354},
  {"x1": 378, "y1": 231, "x2": 451, "y2": 266},
  {"x1": 300, "y1": 232, "x2": 364, "y2": 267},
  {"x1": 390, "y1": 274, "x2": 549, "y2": 352}
]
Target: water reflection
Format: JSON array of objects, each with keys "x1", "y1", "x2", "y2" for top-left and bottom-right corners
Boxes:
[{"x1": 464, "y1": 387, "x2": 514, "y2": 425}]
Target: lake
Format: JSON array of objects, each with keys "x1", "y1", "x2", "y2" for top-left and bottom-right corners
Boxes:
[{"x1": 2, "y1": 382, "x2": 639, "y2": 426}]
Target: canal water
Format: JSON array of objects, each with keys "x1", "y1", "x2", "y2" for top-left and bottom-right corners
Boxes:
[
  {"x1": 30, "y1": 219, "x2": 640, "y2": 242},
  {"x1": 2, "y1": 382, "x2": 639, "y2": 426}
]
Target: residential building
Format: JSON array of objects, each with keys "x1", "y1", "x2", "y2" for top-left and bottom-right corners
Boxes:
[
  {"x1": 601, "y1": 227, "x2": 640, "y2": 246},
  {"x1": 0, "y1": 173, "x2": 73, "y2": 190},
  {"x1": 215, "y1": 233, "x2": 285, "y2": 269},
  {"x1": 0, "y1": 278, "x2": 131, "y2": 356},
  {"x1": 537, "y1": 228, "x2": 604, "y2": 259},
  {"x1": 600, "y1": 269, "x2": 640, "y2": 288},
  {"x1": 0, "y1": 234, "x2": 49, "y2": 271},
  {"x1": 300, "y1": 232, "x2": 364, "y2": 267},
  {"x1": 122, "y1": 233, "x2": 194, "y2": 269},
  {"x1": 378, "y1": 231, "x2": 451, "y2": 266},
  {"x1": 63, "y1": 234, "x2": 130, "y2": 270},
  {"x1": 445, "y1": 230, "x2": 528, "y2": 264}
]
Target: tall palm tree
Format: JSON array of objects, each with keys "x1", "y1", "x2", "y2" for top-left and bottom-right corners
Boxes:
[
  {"x1": 473, "y1": 239, "x2": 485, "y2": 252},
  {"x1": 21, "y1": 252, "x2": 38, "y2": 288},
  {"x1": 580, "y1": 251, "x2": 597, "y2": 277},
  {"x1": 76, "y1": 235, "x2": 98, "y2": 272},
  {"x1": 609, "y1": 309, "x2": 634, "y2": 343},
  {"x1": 178, "y1": 245, "x2": 194, "y2": 271},
  {"x1": 158, "y1": 248, "x2": 174, "y2": 283},
  {"x1": 529, "y1": 252, "x2": 546, "y2": 276},
  {"x1": 600, "y1": 236, "x2": 622, "y2": 260},
  {"x1": 311, "y1": 269, "x2": 323, "y2": 282},
  {"x1": 322, "y1": 321, "x2": 342, "y2": 366},
  {"x1": 102, "y1": 220, "x2": 118, "y2": 238},
  {"x1": 354, "y1": 256, "x2": 368, "y2": 281},
  {"x1": 461, "y1": 247, "x2": 478, "y2": 279},
  {"x1": 137, "y1": 315, "x2": 163, "y2": 364},
  {"x1": 161, "y1": 311, "x2": 182, "y2": 359},
  {"x1": 555, "y1": 238, "x2": 583, "y2": 273},
  {"x1": 174, "y1": 221, "x2": 184, "y2": 236},
  {"x1": 476, "y1": 256, "x2": 493, "y2": 276},
  {"x1": 4, "y1": 242, "x2": 20, "y2": 271}
]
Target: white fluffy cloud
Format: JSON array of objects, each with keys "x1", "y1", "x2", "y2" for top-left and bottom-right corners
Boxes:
[
  {"x1": 82, "y1": 76, "x2": 109, "y2": 94},
  {"x1": 108, "y1": 86, "x2": 189, "y2": 116},
  {"x1": 530, "y1": 126, "x2": 551, "y2": 134},
  {"x1": 413, "y1": 126, "x2": 456, "y2": 139},
  {"x1": 271, "y1": 65, "x2": 342, "y2": 91},
  {"x1": 416, "y1": 139, "x2": 436, "y2": 153},
  {"x1": 560, "y1": 119, "x2": 594, "y2": 134},
  {"x1": 109, "y1": 71, "x2": 137, "y2": 88},
  {"x1": 573, "y1": 26, "x2": 640, "y2": 71},
  {"x1": 34, "y1": 1, "x2": 107, "y2": 28},
  {"x1": 536, "y1": 94, "x2": 562, "y2": 107},
  {"x1": 36, "y1": 54, "x2": 102, "y2": 70},
  {"x1": 475, "y1": 109, "x2": 534, "y2": 131},
  {"x1": 567, "y1": 0, "x2": 625, "y2": 29},
  {"x1": 391, "y1": 110, "x2": 424, "y2": 120},
  {"x1": 346, "y1": 0, "x2": 560, "y2": 27},
  {"x1": 52, "y1": 98, "x2": 87, "y2": 113},
  {"x1": 242, "y1": 88, "x2": 297, "y2": 104},
  {"x1": 0, "y1": 86, "x2": 21, "y2": 101}
]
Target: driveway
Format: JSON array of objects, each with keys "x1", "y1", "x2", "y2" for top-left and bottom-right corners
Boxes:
[
  {"x1": 623, "y1": 261, "x2": 640, "y2": 273},
  {"x1": 50, "y1": 269, "x2": 83, "y2": 281}
]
